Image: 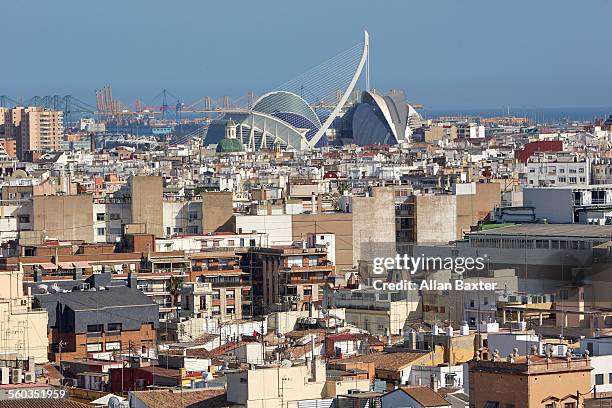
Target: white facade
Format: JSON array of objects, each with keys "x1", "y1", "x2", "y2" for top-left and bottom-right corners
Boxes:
[
  {"x1": 234, "y1": 214, "x2": 292, "y2": 246},
  {"x1": 162, "y1": 200, "x2": 202, "y2": 236},
  {"x1": 156, "y1": 232, "x2": 266, "y2": 253},
  {"x1": 92, "y1": 200, "x2": 132, "y2": 243},
  {"x1": 525, "y1": 153, "x2": 589, "y2": 187},
  {"x1": 524, "y1": 185, "x2": 612, "y2": 223}
]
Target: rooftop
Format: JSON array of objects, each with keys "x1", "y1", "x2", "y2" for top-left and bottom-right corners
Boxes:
[
  {"x1": 470, "y1": 223, "x2": 612, "y2": 239},
  {"x1": 130, "y1": 388, "x2": 229, "y2": 408}
]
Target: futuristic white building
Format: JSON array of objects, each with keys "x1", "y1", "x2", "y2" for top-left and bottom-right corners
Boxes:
[
  {"x1": 340, "y1": 90, "x2": 422, "y2": 146},
  {"x1": 204, "y1": 31, "x2": 370, "y2": 151}
]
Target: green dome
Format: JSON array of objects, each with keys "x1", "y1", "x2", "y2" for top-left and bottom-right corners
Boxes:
[{"x1": 216, "y1": 138, "x2": 245, "y2": 153}]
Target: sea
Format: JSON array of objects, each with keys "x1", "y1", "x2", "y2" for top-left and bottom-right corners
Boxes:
[{"x1": 420, "y1": 107, "x2": 612, "y2": 124}]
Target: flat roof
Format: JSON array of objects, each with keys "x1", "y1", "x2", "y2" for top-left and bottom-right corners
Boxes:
[{"x1": 470, "y1": 224, "x2": 612, "y2": 239}]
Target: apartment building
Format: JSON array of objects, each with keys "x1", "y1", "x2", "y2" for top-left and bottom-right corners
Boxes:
[
  {"x1": 469, "y1": 355, "x2": 592, "y2": 408},
  {"x1": 0, "y1": 269, "x2": 49, "y2": 363},
  {"x1": 187, "y1": 248, "x2": 250, "y2": 320},
  {"x1": 34, "y1": 273, "x2": 159, "y2": 362},
  {"x1": 525, "y1": 152, "x2": 589, "y2": 187},
  {"x1": 4, "y1": 107, "x2": 63, "y2": 159},
  {"x1": 243, "y1": 243, "x2": 335, "y2": 315},
  {"x1": 524, "y1": 184, "x2": 612, "y2": 223},
  {"x1": 225, "y1": 357, "x2": 370, "y2": 408},
  {"x1": 327, "y1": 287, "x2": 420, "y2": 336}
]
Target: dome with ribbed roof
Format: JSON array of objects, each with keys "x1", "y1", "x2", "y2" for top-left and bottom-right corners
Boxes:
[{"x1": 216, "y1": 138, "x2": 245, "y2": 154}]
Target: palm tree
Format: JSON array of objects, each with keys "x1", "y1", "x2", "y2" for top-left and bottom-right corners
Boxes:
[{"x1": 166, "y1": 276, "x2": 183, "y2": 318}]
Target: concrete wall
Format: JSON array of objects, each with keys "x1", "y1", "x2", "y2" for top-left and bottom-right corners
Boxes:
[
  {"x1": 415, "y1": 194, "x2": 456, "y2": 244},
  {"x1": 456, "y1": 182, "x2": 500, "y2": 239},
  {"x1": 352, "y1": 187, "x2": 397, "y2": 265},
  {"x1": 523, "y1": 187, "x2": 574, "y2": 223},
  {"x1": 292, "y1": 212, "x2": 353, "y2": 271},
  {"x1": 131, "y1": 176, "x2": 164, "y2": 237},
  {"x1": 33, "y1": 195, "x2": 94, "y2": 242},
  {"x1": 202, "y1": 192, "x2": 234, "y2": 233}
]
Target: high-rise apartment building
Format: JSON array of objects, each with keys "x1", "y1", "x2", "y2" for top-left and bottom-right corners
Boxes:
[{"x1": 3, "y1": 107, "x2": 63, "y2": 159}]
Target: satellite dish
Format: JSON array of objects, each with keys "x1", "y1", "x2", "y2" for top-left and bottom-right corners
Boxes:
[
  {"x1": 281, "y1": 359, "x2": 292, "y2": 368},
  {"x1": 108, "y1": 396, "x2": 121, "y2": 408}
]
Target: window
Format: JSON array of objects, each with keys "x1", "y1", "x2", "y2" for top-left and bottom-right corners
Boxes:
[
  {"x1": 564, "y1": 403, "x2": 576, "y2": 408},
  {"x1": 569, "y1": 177, "x2": 577, "y2": 183},
  {"x1": 87, "y1": 324, "x2": 103, "y2": 333},
  {"x1": 97, "y1": 227, "x2": 105, "y2": 236},
  {"x1": 609, "y1": 372, "x2": 612, "y2": 383},
  {"x1": 86, "y1": 343, "x2": 102, "y2": 352},
  {"x1": 18, "y1": 215, "x2": 30, "y2": 224},
  {"x1": 303, "y1": 287, "x2": 312, "y2": 296},
  {"x1": 558, "y1": 177, "x2": 566, "y2": 182},
  {"x1": 226, "y1": 290, "x2": 235, "y2": 299},
  {"x1": 287, "y1": 256, "x2": 303, "y2": 267},
  {"x1": 596, "y1": 373, "x2": 604, "y2": 385},
  {"x1": 109, "y1": 213, "x2": 121, "y2": 220},
  {"x1": 105, "y1": 342, "x2": 121, "y2": 351},
  {"x1": 96, "y1": 213, "x2": 105, "y2": 221},
  {"x1": 226, "y1": 306, "x2": 235, "y2": 315},
  {"x1": 107, "y1": 323, "x2": 122, "y2": 332}
]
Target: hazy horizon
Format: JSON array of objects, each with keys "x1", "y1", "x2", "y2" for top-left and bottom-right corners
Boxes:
[{"x1": 3, "y1": 0, "x2": 612, "y2": 110}]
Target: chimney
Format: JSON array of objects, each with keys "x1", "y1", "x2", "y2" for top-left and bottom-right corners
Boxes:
[
  {"x1": 127, "y1": 272, "x2": 138, "y2": 289},
  {"x1": 311, "y1": 193, "x2": 317, "y2": 214},
  {"x1": 409, "y1": 330, "x2": 417, "y2": 350},
  {"x1": 430, "y1": 373, "x2": 438, "y2": 392},
  {"x1": 34, "y1": 268, "x2": 42, "y2": 283}
]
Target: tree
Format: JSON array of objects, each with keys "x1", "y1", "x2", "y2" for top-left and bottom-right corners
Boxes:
[{"x1": 166, "y1": 276, "x2": 184, "y2": 318}]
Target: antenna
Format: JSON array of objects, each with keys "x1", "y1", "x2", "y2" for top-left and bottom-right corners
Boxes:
[{"x1": 365, "y1": 30, "x2": 370, "y2": 92}]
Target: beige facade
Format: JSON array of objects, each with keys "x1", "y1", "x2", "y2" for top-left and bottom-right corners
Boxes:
[
  {"x1": 202, "y1": 191, "x2": 234, "y2": 233},
  {"x1": 4, "y1": 107, "x2": 63, "y2": 158},
  {"x1": 455, "y1": 182, "x2": 501, "y2": 239},
  {"x1": 0, "y1": 269, "x2": 49, "y2": 363},
  {"x1": 130, "y1": 176, "x2": 164, "y2": 237},
  {"x1": 469, "y1": 356, "x2": 592, "y2": 408},
  {"x1": 32, "y1": 195, "x2": 94, "y2": 242},
  {"x1": 292, "y1": 212, "x2": 353, "y2": 271},
  {"x1": 226, "y1": 358, "x2": 370, "y2": 408}
]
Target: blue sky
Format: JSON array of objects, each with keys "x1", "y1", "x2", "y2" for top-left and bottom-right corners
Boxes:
[{"x1": 3, "y1": 0, "x2": 612, "y2": 109}]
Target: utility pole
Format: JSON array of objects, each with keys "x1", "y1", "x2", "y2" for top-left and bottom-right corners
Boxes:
[{"x1": 58, "y1": 340, "x2": 67, "y2": 385}]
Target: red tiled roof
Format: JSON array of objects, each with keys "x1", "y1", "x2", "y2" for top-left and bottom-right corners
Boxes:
[
  {"x1": 516, "y1": 140, "x2": 563, "y2": 163},
  {"x1": 130, "y1": 388, "x2": 230, "y2": 408}
]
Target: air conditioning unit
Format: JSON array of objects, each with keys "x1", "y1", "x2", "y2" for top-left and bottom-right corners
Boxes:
[
  {"x1": 10, "y1": 369, "x2": 22, "y2": 384},
  {"x1": 0, "y1": 367, "x2": 9, "y2": 385},
  {"x1": 23, "y1": 372, "x2": 35, "y2": 383}
]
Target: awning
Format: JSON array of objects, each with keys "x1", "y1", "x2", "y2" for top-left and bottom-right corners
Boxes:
[
  {"x1": 72, "y1": 261, "x2": 91, "y2": 269},
  {"x1": 39, "y1": 263, "x2": 57, "y2": 271},
  {"x1": 58, "y1": 262, "x2": 75, "y2": 269}
]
